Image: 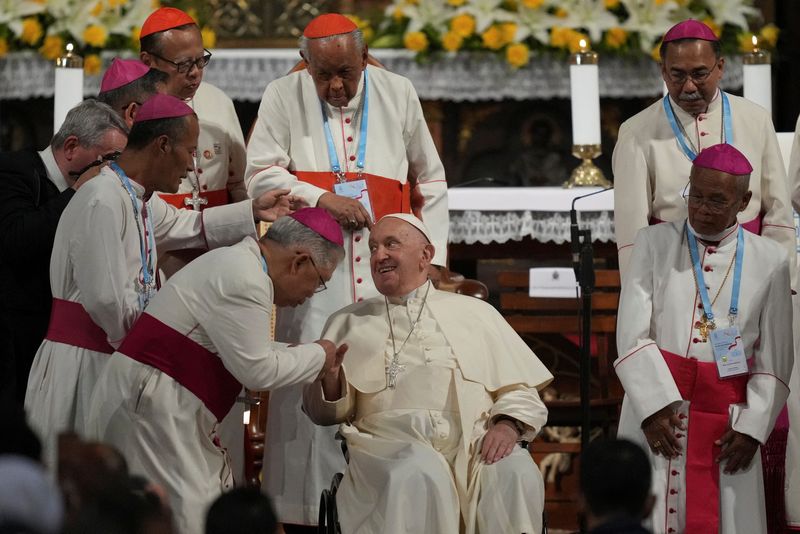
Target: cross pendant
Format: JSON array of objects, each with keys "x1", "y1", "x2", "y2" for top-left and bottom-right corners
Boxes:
[
  {"x1": 694, "y1": 314, "x2": 716, "y2": 342},
  {"x1": 385, "y1": 358, "x2": 405, "y2": 389},
  {"x1": 184, "y1": 189, "x2": 208, "y2": 211}
]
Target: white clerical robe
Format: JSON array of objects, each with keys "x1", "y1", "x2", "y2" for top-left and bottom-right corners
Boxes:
[
  {"x1": 245, "y1": 64, "x2": 449, "y2": 523},
  {"x1": 304, "y1": 284, "x2": 552, "y2": 534},
  {"x1": 24, "y1": 166, "x2": 256, "y2": 466},
  {"x1": 615, "y1": 220, "x2": 793, "y2": 534},
  {"x1": 612, "y1": 91, "x2": 794, "y2": 283},
  {"x1": 86, "y1": 237, "x2": 325, "y2": 534}
]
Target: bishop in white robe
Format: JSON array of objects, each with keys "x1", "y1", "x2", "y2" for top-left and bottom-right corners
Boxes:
[
  {"x1": 615, "y1": 144, "x2": 793, "y2": 534},
  {"x1": 245, "y1": 14, "x2": 449, "y2": 524},
  {"x1": 304, "y1": 214, "x2": 552, "y2": 534},
  {"x1": 24, "y1": 95, "x2": 294, "y2": 466},
  {"x1": 86, "y1": 209, "x2": 346, "y2": 534},
  {"x1": 612, "y1": 19, "x2": 793, "y2": 282}
]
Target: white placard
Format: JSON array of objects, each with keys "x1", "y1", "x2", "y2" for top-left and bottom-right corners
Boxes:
[
  {"x1": 529, "y1": 267, "x2": 580, "y2": 298},
  {"x1": 54, "y1": 67, "x2": 83, "y2": 133},
  {"x1": 743, "y1": 63, "x2": 772, "y2": 115},
  {"x1": 569, "y1": 63, "x2": 601, "y2": 145}
]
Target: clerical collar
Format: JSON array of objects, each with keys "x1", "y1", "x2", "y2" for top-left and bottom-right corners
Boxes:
[
  {"x1": 38, "y1": 146, "x2": 69, "y2": 193},
  {"x1": 669, "y1": 88, "x2": 720, "y2": 118},
  {"x1": 687, "y1": 219, "x2": 738, "y2": 244},
  {"x1": 387, "y1": 279, "x2": 432, "y2": 305}
]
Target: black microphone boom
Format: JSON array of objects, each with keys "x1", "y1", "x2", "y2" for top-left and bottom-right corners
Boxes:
[{"x1": 569, "y1": 186, "x2": 613, "y2": 276}]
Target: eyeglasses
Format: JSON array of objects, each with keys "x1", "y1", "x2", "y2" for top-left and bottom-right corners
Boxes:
[
  {"x1": 681, "y1": 184, "x2": 733, "y2": 214},
  {"x1": 666, "y1": 63, "x2": 718, "y2": 86},
  {"x1": 308, "y1": 257, "x2": 328, "y2": 293},
  {"x1": 148, "y1": 49, "x2": 212, "y2": 74},
  {"x1": 68, "y1": 150, "x2": 122, "y2": 177}
]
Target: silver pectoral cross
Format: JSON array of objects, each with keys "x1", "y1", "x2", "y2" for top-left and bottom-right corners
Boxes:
[
  {"x1": 386, "y1": 357, "x2": 405, "y2": 389},
  {"x1": 185, "y1": 189, "x2": 208, "y2": 211}
]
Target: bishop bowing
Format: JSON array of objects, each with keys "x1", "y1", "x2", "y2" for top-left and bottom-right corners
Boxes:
[
  {"x1": 615, "y1": 144, "x2": 793, "y2": 534},
  {"x1": 24, "y1": 94, "x2": 296, "y2": 466}
]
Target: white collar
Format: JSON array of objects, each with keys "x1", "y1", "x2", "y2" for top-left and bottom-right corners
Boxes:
[
  {"x1": 687, "y1": 219, "x2": 738, "y2": 244},
  {"x1": 38, "y1": 146, "x2": 69, "y2": 192},
  {"x1": 387, "y1": 279, "x2": 432, "y2": 305}
]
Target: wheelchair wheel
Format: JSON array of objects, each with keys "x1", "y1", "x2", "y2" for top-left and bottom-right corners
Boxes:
[{"x1": 318, "y1": 473, "x2": 344, "y2": 534}]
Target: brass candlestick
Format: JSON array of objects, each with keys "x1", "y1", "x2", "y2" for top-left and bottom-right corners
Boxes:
[
  {"x1": 564, "y1": 144, "x2": 610, "y2": 188},
  {"x1": 55, "y1": 42, "x2": 83, "y2": 69},
  {"x1": 743, "y1": 35, "x2": 770, "y2": 66}
]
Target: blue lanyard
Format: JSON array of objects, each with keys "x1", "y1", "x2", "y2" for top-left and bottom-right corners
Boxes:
[
  {"x1": 663, "y1": 92, "x2": 733, "y2": 161},
  {"x1": 260, "y1": 255, "x2": 268, "y2": 274},
  {"x1": 686, "y1": 223, "x2": 744, "y2": 324},
  {"x1": 110, "y1": 162, "x2": 157, "y2": 309},
  {"x1": 320, "y1": 69, "x2": 369, "y2": 181}
]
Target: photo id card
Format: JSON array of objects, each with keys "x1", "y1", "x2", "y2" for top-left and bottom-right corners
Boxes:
[
  {"x1": 334, "y1": 179, "x2": 374, "y2": 221},
  {"x1": 709, "y1": 326, "x2": 749, "y2": 379}
]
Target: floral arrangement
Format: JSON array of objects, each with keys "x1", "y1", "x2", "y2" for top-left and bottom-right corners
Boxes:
[
  {"x1": 0, "y1": 0, "x2": 217, "y2": 75},
  {"x1": 359, "y1": 0, "x2": 779, "y2": 68}
]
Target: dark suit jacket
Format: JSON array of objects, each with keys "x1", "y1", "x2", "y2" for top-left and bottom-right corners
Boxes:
[{"x1": 0, "y1": 148, "x2": 76, "y2": 406}]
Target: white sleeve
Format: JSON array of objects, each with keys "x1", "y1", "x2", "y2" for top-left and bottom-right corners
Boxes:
[
  {"x1": 222, "y1": 94, "x2": 249, "y2": 203},
  {"x1": 489, "y1": 384, "x2": 548, "y2": 442}
]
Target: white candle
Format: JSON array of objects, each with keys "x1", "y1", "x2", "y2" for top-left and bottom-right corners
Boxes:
[
  {"x1": 743, "y1": 37, "x2": 772, "y2": 114},
  {"x1": 53, "y1": 43, "x2": 83, "y2": 133},
  {"x1": 569, "y1": 40, "x2": 601, "y2": 146}
]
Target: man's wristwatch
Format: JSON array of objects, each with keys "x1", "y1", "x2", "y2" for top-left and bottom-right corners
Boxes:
[{"x1": 494, "y1": 415, "x2": 525, "y2": 436}]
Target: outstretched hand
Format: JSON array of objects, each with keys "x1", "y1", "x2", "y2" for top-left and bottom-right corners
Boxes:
[{"x1": 252, "y1": 189, "x2": 307, "y2": 221}]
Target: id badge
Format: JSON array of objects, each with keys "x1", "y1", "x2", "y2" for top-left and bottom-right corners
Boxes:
[
  {"x1": 333, "y1": 179, "x2": 374, "y2": 221},
  {"x1": 709, "y1": 326, "x2": 749, "y2": 379}
]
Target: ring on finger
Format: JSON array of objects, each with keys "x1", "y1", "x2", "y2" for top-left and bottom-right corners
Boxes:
[{"x1": 653, "y1": 440, "x2": 662, "y2": 448}]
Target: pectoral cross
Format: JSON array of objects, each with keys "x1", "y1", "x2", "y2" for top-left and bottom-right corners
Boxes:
[
  {"x1": 694, "y1": 314, "x2": 716, "y2": 342},
  {"x1": 386, "y1": 357, "x2": 405, "y2": 389},
  {"x1": 185, "y1": 189, "x2": 208, "y2": 211}
]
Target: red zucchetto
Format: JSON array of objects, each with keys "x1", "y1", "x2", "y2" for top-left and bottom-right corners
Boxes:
[
  {"x1": 302, "y1": 13, "x2": 358, "y2": 39},
  {"x1": 663, "y1": 19, "x2": 719, "y2": 43},
  {"x1": 140, "y1": 7, "x2": 196, "y2": 39},
  {"x1": 693, "y1": 144, "x2": 753, "y2": 176}
]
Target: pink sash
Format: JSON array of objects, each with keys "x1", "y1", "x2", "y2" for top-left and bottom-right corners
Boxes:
[{"x1": 44, "y1": 298, "x2": 113, "y2": 354}]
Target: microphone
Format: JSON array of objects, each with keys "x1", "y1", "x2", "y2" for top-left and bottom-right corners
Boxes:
[
  {"x1": 570, "y1": 186, "x2": 614, "y2": 275},
  {"x1": 451, "y1": 176, "x2": 511, "y2": 188}
]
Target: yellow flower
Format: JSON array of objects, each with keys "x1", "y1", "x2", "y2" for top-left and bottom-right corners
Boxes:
[
  {"x1": 481, "y1": 25, "x2": 505, "y2": 50},
  {"x1": 186, "y1": 8, "x2": 199, "y2": 22},
  {"x1": 39, "y1": 35, "x2": 64, "y2": 60},
  {"x1": 555, "y1": 7, "x2": 569, "y2": 18},
  {"x1": 201, "y1": 26, "x2": 217, "y2": 48},
  {"x1": 90, "y1": 1, "x2": 103, "y2": 17},
  {"x1": 83, "y1": 24, "x2": 108, "y2": 48},
  {"x1": 567, "y1": 32, "x2": 589, "y2": 53},
  {"x1": 447, "y1": 0, "x2": 466, "y2": 5},
  {"x1": 651, "y1": 41, "x2": 662, "y2": 62},
  {"x1": 506, "y1": 42, "x2": 530, "y2": 68},
  {"x1": 603, "y1": 0, "x2": 619, "y2": 8},
  {"x1": 0, "y1": 38, "x2": 8, "y2": 58},
  {"x1": 108, "y1": 0, "x2": 127, "y2": 7},
  {"x1": 403, "y1": 31, "x2": 429, "y2": 52},
  {"x1": 392, "y1": 7, "x2": 405, "y2": 21},
  {"x1": 759, "y1": 23, "x2": 779, "y2": 47},
  {"x1": 500, "y1": 22, "x2": 517, "y2": 43},
  {"x1": 604, "y1": 27, "x2": 628, "y2": 49},
  {"x1": 550, "y1": 26, "x2": 570, "y2": 48},
  {"x1": 442, "y1": 31, "x2": 463, "y2": 52},
  {"x1": 702, "y1": 18, "x2": 721, "y2": 38},
  {"x1": 84, "y1": 54, "x2": 102, "y2": 75},
  {"x1": 654, "y1": 0, "x2": 668, "y2": 4},
  {"x1": 21, "y1": 17, "x2": 43, "y2": 45},
  {"x1": 451, "y1": 14, "x2": 476, "y2": 37},
  {"x1": 406, "y1": 0, "x2": 419, "y2": 4},
  {"x1": 131, "y1": 25, "x2": 141, "y2": 44},
  {"x1": 523, "y1": 0, "x2": 544, "y2": 8},
  {"x1": 344, "y1": 14, "x2": 367, "y2": 28},
  {"x1": 151, "y1": 0, "x2": 160, "y2": 8},
  {"x1": 362, "y1": 27, "x2": 375, "y2": 42},
  {"x1": 737, "y1": 32, "x2": 756, "y2": 53}
]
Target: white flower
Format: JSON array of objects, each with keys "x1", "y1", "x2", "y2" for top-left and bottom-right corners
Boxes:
[
  {"x1": 515, "y1": 2, "x2": 560, "y2": 45},
  {"x1": 621, "y1": 0, "x2": 680, "y2": 52},
  {"x1": 552, "y1": 0, "x2": 618, "y2": 43},
  {"x1": 704, "y1": 0, "x2": 758, "y2": 31},
  {"x1": 386, "y1": 0, "x2": 450, "y2": 34},
  {"x1": 456, "y1": 0, "x2": 514, "y2": 33},
  {"x1": 0, "y1": 0, "x2": 45, "y2": 37},
  {"x1": 110, "y1": 0, "x2": 155, "y2": 35}
]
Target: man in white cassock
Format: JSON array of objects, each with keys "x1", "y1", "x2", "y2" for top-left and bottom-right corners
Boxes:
[
  {"x1": 615, "y1": 144, "x2": 793, "y2": 534},
  {"x1": 24, "y1": 94, "x2": 294, "y2": 467},
  {"x1": 303, "y1": 213, "x2": 552, "y2": 534},
  {"x1": 612, "y1": 19, "x2": 794, "y2": 281},
  {"x1": 245, "y1": 13, "x2": 449, "y2": 525},
  {"x1": 86, "y1": 208, "x2": 347, "y2": 534}
]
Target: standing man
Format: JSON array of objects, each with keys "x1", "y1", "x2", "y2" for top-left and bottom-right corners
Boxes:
[
  {"x1": 24, "y1": 94, "x2": 296, "y2": 465},
  {"x1": 88, "y1": 209, "x2": 346, "y2": 534},
  {"x1": 612, "y1": 19, "x2": 793, "y2": 281},
  {"x1": 245, "y1": 13, "x2": 450, "y2": 526},
  {"x1": 0, "y1": 100, "x2": 128, "y2": 410},
  {"x1": 97, "y1": 58, "x2": 168, "y2": 128},
  {"x1": 614, "y1": 144, "x2": 793, "y2": 533}
]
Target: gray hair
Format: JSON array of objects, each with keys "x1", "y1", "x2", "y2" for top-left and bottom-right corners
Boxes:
[
  {"x1": 265, "y1": 216, "x2": 344, "y2": 270},
  {"x1": 299, "y1": 29, "x2": 365, "y2": 64},
  {"x1": 50, "y1": 99, "x2": 129, "y2": 150}
]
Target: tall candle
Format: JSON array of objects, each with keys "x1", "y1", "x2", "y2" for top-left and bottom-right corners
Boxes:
[
  {"x1": 743, "y1": 36, "x2": 772, "y2": 114},
  {"x1": 569, "y1": 40, "x2": 601, "y2": 146},
  {"x1": 54, "y1": 43, "x2": 84, "y2": 133}
]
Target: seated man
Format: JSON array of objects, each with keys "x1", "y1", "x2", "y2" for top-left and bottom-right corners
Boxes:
[
  {"x1": 304, "y1": 213, "x2": 553, "y2": 534},
  {"x1": 614, "y1": 144, "x2": 793, "y2": 534},
  {"x1": 87, "y1": 208, "x2": 347, "y2": 534}
]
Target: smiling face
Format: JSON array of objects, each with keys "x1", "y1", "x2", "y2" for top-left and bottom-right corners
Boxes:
[
  {"x1": 687, "y1": 166, "x2": 750, "y2": 235},
  {"x1": 303, "y1": 33, "x2": 367, "y2": 108},
  {"x1": 369, "y1": 217, "x2": 434, "y2": 298}
]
